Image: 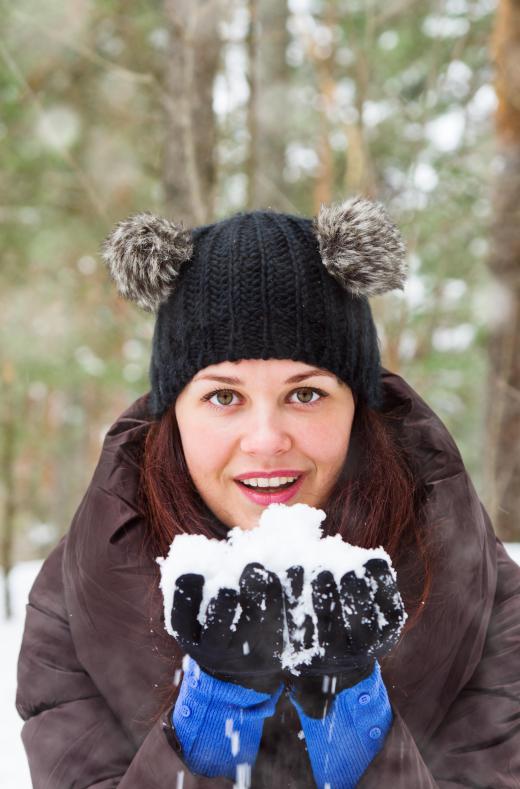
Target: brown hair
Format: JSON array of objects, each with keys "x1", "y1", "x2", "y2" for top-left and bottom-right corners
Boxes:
[
  {"x1": 139, "y1": 395, "x2": 433, "y2": 722},
  {"x1": 139, "y1": 397, "x2": 432, "y2": 630}
]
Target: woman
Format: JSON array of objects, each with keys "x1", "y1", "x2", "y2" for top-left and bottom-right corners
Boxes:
[{"x1": 16, "y1": 198, "x2": 520, "y2": 788}]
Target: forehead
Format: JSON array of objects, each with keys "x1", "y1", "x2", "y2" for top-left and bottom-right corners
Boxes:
[{"x1": 192, "y1": 358, "x2": 339, "y2": 384}]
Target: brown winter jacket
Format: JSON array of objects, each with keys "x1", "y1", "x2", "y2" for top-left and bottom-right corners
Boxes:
[{"x1": 16, "y1": 369, "x2": 520, "y2": 788}]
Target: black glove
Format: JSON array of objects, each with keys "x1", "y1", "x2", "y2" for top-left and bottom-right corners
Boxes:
[
  {"x1": 171, "y1": 562, "x2": 284, "y2": 694},
  {"x1": 285, "y1": 558, "x2": 405, "y2": 717}
]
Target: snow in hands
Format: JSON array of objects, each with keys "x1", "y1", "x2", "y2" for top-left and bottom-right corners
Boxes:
[{"x1": 157, "y1": 503, "x2": 407, "y2": 672}]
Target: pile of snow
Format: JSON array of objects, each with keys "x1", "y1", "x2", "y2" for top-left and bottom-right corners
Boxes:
[{"x1": 158, "y1": 503, "x2": 395, "y2": 670}]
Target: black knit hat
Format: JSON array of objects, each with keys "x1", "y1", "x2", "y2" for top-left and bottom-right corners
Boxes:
[{"x1": 102, "y1": 198, "x2": 407, "y2": 419}]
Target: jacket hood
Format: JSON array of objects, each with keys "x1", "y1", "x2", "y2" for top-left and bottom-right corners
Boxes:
[
  {"x1": 65, "y1": 368, "x2": 496, "y2": 748},
  {"x1": 18, "y1": 366, "x2": 518, "y2": 789}
]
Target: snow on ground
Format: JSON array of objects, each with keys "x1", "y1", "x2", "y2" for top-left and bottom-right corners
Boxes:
[
  {"x1": 504, "y1": 542, "x2": 520, "y2": 566},
  {"x1": 1, "y1": 561, "x2": 42, "y2": 789},
  {"x1": 3, "y1": 545, "x2": 520, "y2": 787}
]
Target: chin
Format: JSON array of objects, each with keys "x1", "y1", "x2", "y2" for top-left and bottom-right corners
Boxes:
[{"x1": 235, "y1": 521, "x2": 257, "y2": 532}]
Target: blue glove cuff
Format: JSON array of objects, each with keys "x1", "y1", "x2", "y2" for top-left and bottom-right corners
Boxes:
[
  {"x1": 173, "y1": 657, "x2": 282, "y2": 778},
  {"x1": 290, "y1": 660, "x2": 392, "y2": 789}
]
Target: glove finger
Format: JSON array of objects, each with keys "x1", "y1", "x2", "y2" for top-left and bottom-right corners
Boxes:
[
  {"x1": 239, "y1": 563, "x2": 280, "y2": 623},
  {"x1": 340, "y1": 570, "x2": 378, "y2": 651},
  {"x1": 284, "y1": 565, "x2": 313, "y2": 651},
  {"x1": 285, "y1": 565, "x2": 305, "y2": 600},
  {"x1": 311, "y1": 570, "x2": 345, "y2": 652},
  {"x1": 201, "y1": 587, "x2": 239, "y2": 650},
  {"x1": 171, "y1": 573, "x2": 204, "y2": 646},
  {"x1": 239, "y1": 563, "x2": 284, "y2": 657},
  {"x1": 364, "y1": 558, "x2": 406, "y2": 651}
]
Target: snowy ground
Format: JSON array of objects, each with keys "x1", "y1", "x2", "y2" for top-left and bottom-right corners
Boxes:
[
  {"x1": 3, "y1": 545, "x2": 520, "y2": 788},
  {"x1": 1, "y1": 561, "x2": 42, "y2": 789},
  {"x1": 507, "y1": 543, "x2": 520, "y2": 566}
]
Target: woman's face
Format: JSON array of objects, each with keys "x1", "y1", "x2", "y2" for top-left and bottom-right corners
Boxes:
[{"x1": 174, "y1": 358, "x2": 355, "y2": 531}]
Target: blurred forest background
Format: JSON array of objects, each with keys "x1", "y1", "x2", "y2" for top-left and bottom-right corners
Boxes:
[{"x1": 1, "y1": 0, "x2": 519, "y2": 617}]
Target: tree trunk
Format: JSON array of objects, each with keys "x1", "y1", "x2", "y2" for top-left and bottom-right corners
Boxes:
[
  {"x1": 486, "y1": 0, "x2": 520, "y2": 540},
  {"x1": 162, "y1": 0, "x2": 224, "y2": 225},
  {"x1": 246, "y1": 0, "x2": 259, "y2": 209},
  {"x1": 251, "y1": 0, "x2": 290, "y2": 209}
]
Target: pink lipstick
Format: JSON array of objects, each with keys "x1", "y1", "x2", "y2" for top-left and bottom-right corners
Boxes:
[{"x1": 234, "y1": 472, "x2": 305, "y2": 505}]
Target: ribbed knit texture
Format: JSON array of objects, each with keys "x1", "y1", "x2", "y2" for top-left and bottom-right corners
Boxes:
[
  {"x1": 173, "y1": 658, "x2": 391, "y2": 787},
  {"x1": 291, "y1": 661, "x2": 392, "y2": 789},
  {"x1": 172, "y1": 657, "x2": 282, "y2": 780},
  {"x1": 149, "y1": 210, "x2": 382, "y2": 418}
]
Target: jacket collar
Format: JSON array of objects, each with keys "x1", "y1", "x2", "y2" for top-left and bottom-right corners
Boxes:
[{"x1": 85, "y1": 371, "x2": 497, "y2": 742}]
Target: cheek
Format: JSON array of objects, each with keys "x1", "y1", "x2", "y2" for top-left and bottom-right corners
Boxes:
[
  {"x1": 300, "y1": 417, "x2": 353, "y2": 471},
  {"x1": 178, "y1": 413, "x2": 230, "y2": 480}
]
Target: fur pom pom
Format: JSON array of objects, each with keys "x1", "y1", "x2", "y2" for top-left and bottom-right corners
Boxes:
[
  {"x1": 101, "y1": 212, "x2": 193, "y2": 312},
  {"x1": 313, "y1": 197, "x2": 407, "y2": 297}
]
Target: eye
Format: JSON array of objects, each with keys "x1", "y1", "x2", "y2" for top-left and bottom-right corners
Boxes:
[
  {"x1": 201, "y1": 386, "x2": 328, "y2": 410},
  {"x1": 289, "y1": 387, "x2": 327, "y2": 405},
  {"x1": 202, "y1": 389, "x2": 240, "y2": 408}
]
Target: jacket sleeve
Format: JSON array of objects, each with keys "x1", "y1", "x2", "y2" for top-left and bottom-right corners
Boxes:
[
  {"x1": 358, "y1": 536, "x2": 520, "y2": 788},
  {"x1": 16, "y1": 538, "x2": 231, "y2": 789}
]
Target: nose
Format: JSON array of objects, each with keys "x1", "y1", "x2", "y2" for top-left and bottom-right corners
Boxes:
[{"x1": 239, "y1": 407, "x2": 293, "y2": 457}]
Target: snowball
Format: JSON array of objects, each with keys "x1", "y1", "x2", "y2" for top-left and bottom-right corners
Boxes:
[{"x1": 157, "y1": 503, "x2": 396, "y2": 670}]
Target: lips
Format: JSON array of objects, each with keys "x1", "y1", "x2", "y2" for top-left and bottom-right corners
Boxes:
[
  {"x1": 234, "y1": 473, "x2": 305, "y2": 505},
  {"x1": 234, "y1": 470, "x2": 305, "y2": 481}
]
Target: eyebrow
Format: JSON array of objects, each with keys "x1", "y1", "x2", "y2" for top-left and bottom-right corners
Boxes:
[{"x1": 193, "y1": 368, "x2": 337, "y2": 385}]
